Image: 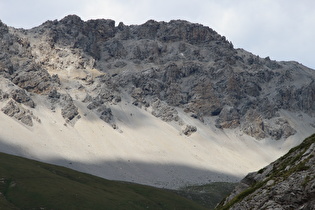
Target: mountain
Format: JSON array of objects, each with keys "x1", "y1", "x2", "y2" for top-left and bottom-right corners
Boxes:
[
  {"x1": 0, "y1": 15, "x2": 315, "y2": 189},
  {"x1": 217, "y1": 134, "x2": 315, "y2": 209}
]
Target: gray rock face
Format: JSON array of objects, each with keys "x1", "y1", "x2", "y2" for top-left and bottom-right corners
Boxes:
[
  {"x1": 0, "y1": 89, "x2": 9, "y2": 101},
  {"x1": 241, "y1": 110, "x2": 297, "y2": 140},
  {"x1": 1, "y1": 100, "x2": 37, "y2": 126},
  {"x1": 97, "y1": 105, "x2": 113, "y2": 124},
  {"x1": 86, "y1": 95, "x2": 116, "y2": 128},
  {"x1": 216, "y1": 107, "x2": 240, "y2": 129},
  {"x1": 219, "y1": 134, "x2": 315, "y2": 210},
  {"x1": 151, "y1": 99, "x2": 180, "y2": 122},
  {"x1": 11, "y1": 68, "x2": 54, "y2": 93},
  {"x1": 47, "y1": 89, "x2": 80, "y2": 123},
  {"x1": 1, "y1": 15, "x2": 315, "y2": 139},
  {"x1": 60, "y1": 94, "x2": 80, "y2": 122},
  {"x1": 0, "y1": 20, "x2": 57, "y2": 94},
  {"x1": 10, "y1": 89, "x2": 36, "y2": 108}
]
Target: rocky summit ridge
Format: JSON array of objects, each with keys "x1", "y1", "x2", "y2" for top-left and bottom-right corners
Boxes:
[{"x1": 0, "y1": 15, "x2": 315, "y2": 189}]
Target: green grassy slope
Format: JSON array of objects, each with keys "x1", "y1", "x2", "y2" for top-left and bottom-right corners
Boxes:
[
  {"x1": 0, "y1": 152, "x2": 207, "y2": 210},
  {"x1": 173, "y1": 182, "x2": 238, "y2": 209},
  {"x1": 216, "y1": 133, "x2": 315, "y2": 209}
]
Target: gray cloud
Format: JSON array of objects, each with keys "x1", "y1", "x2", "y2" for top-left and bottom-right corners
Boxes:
[
  {"x1": 0, "y1": 0, "x2": 314, "y2": 69},
  {"x1": 0, "y1": 0, "x2": 85, "y2": 28}
]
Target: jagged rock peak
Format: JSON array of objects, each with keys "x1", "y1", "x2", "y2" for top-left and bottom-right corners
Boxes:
[
  {"x1": 60, "y1": 14, "x2": 84, "y2": 24},
  {"x1": 0, "y1": 20, "x2": 8, "y2": 36},
  {"x1": 59, "y1": 14, "x2": 116, "y2": 29},
  {"x1": 0, "y1": 19, "x2": 6, "y2": 27},
  {"x1": 133, "y1": 18, "x2": 224, "y2": 44},
  {"x1": 33, "y1": 15, "x2": 227, "y2": 45}
]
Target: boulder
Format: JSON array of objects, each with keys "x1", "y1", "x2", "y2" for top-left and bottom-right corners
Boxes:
[
  {"x1": 182, "y1": 125, "x2": 197, "y2": 136},
  {"x1": 60, "y1": 94, "x2": 79, "y2": 121}
]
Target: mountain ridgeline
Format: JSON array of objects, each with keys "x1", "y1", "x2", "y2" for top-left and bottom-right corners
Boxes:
[{"x1": 1, "y1": 15, "x2": 314, "y2": 140}]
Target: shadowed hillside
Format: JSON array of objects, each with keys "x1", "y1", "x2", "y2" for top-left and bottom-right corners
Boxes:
[{"x1": 0, "y1": 151, "x2": 210, "y2": 209}]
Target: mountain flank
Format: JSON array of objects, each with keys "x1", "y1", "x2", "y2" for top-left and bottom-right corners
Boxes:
[
  {"x1": 1, "y1": 15, "x2": 314, "y2": 139},
  {"x1": 0, "y1": 15, "x2": 314, "y2": 188},
  {"x1": 217, "y1": 133, "x2": 315, "y2": 209}
]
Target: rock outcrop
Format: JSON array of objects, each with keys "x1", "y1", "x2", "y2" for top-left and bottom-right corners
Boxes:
[
  {"x1": 1, "y1": 100, "x2": 39, "y2": 126},
  {"x1": 60, "y1": 94, "x2": 80, "y2": 122},
  {"x1": 151, "y1": 98, "x2": 180, "y2": 122},
  {"x1": 10, "y1": 89, "x2": 36, "y2": 108},
  {"x1": 218, "y1": 134, "x2": 315, "y2": 209},
  {"x1": 182, "y1": 125, "x2": 197, "y2": 136}
]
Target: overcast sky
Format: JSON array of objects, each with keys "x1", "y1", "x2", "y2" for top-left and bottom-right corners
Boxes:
[{"x1": 0, "y1": 0, "x2": 314, "y2": 69}]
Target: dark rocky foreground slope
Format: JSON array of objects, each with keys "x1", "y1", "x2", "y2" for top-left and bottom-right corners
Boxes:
[
  {"x1": 1, "y1": 15, "x2": 314, "y2": 140},
  {"x1": 218, "y1": 134, "x2": 315, "y2": 209}
]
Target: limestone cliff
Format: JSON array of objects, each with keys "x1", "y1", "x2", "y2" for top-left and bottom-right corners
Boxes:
[{"x1": 1, "y1": 15, "x2": 314, "y2": 140}]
